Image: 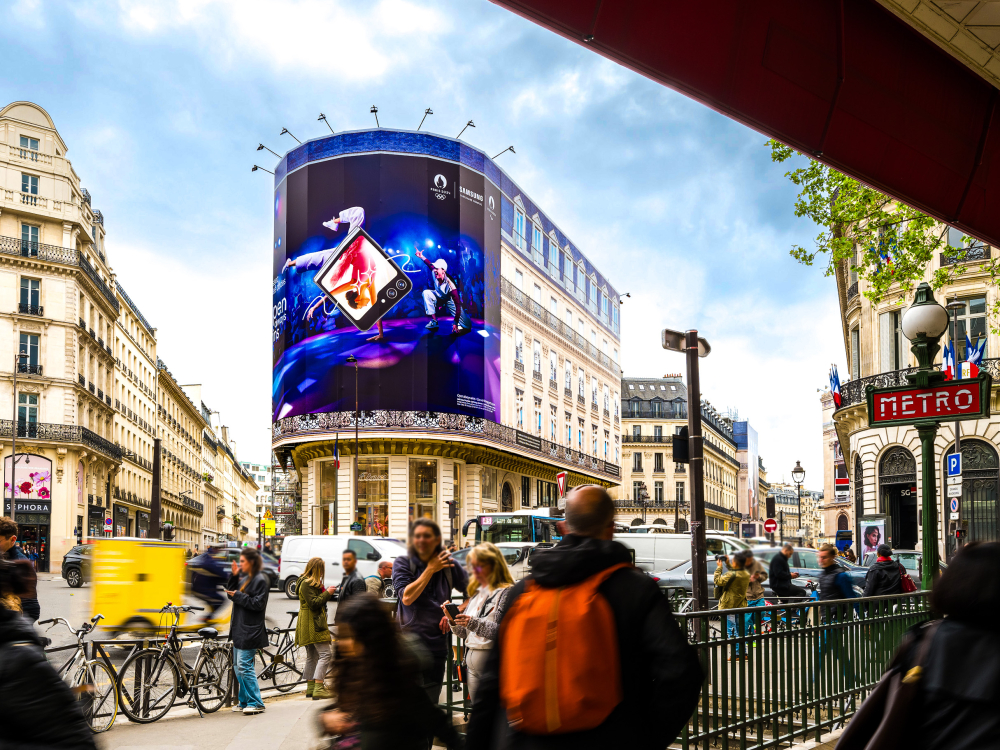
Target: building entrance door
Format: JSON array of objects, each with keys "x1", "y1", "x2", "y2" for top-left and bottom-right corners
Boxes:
[
  {"x1": 501, "y1": 482, "x2": 513, "y2": 512},
  {"x1": 14, "y1": 519, "x2": 49, "y2": 573},
  {"x1": 879, "y1": 446, "x2": 917, "y2": 551}
]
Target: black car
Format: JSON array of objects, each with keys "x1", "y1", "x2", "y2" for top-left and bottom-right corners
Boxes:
[
  {"x1": 61, "y1": 544, "x2": 94, "y2": 588},
  {"x1": 210, "y1": 548, "x2": 280, "y2": 589}
]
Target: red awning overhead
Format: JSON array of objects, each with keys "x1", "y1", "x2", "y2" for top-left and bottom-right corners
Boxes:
[{"x1": 491, "y1": 0, "x2": 1000, "y2": 247}]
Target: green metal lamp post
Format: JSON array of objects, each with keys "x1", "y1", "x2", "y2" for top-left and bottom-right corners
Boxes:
[{"x1": 899, "y1": 282, "x2": 950, "y2": 590}]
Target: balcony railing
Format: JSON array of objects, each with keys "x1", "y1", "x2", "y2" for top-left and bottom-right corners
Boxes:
[
  {"x1": 564, "y1": 388, "x2": 572, "y2": 398},
  {"x1": 17, "y1": 302, "x2": 43, "y2": 316},
  {"x1": 837, "y1": 358, "x2": 1000, "y2": 409},
  {"x1": 532, "y1": 370, "x2": 542, "y2": 382},
  {"x1": 0, "y1": 236, "x2": 119, "y2": 312},
  {"x1": 16, "y1": 363, "x2": 42, "y2": 376},
  {"x1": 940, "y1": 244, "x2": 991, "y2": 267},
  {"x1": 118, "y1": 445, "x2": 152, "y2": 471},
  {"x1": 513, "y1": 360, "x2": 524, "y2": 374},
  {"x1": 847, "y1": 281, "x2": 859, "y2": 301},
  {"x1": 78, "y1": 374, "x2": 86, "y2": 386},
  {"x1": 273, "y1": 409, "x2": 621, "y2": 480},
  {"x1": 10, "y1": 145, "x2": 53, "y2": 165},
  {"x1": 0, "y1": 420, "x2": 121, "y2": 461}
]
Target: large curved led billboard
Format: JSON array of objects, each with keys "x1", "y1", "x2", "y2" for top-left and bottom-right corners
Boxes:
[{"x1": 272, "y1": 150, "x2": 501, "y2": 423}]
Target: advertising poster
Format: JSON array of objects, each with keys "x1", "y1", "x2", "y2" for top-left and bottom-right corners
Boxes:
[
  {"x1": 860, "y1": 515, "x2": 886, "y2": 558},
  {"x1": 273, "y1": 153, "x2": 501, "y2": 422},
  {"x1": 3, "y1": 455, "x2": 52, "y2": 515}
]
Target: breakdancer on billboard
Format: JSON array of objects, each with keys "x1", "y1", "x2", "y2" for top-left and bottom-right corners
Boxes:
[{"x1": 415, "y1": 248, "x2": 471, "y2": 334}]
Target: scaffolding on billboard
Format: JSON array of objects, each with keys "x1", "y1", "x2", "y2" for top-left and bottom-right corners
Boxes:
[{"x1": 270, "y1": 451, "x2": 301, "y2": 537}]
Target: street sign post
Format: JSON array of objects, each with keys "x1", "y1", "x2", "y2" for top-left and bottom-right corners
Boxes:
[
  {"x1": 764, "y1": 518, "x2": 777, "y2": 534},
  {"x1": 946, "y1": 484, "x2": 962, "y2": 498},
  {"x1": 950, "y1": 497, "x2": 960, "y2": 513},
  {"x1": 947, "y1": 453, "x2": 962, "y2": 477}
]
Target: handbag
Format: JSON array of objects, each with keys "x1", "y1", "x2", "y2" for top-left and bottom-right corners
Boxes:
[
  {"x1": 835, "y1": 619, "x2": 941, "y2": 750},
  {"x1": 899, "y1": 564, "x2": 918, "y2": 593}
]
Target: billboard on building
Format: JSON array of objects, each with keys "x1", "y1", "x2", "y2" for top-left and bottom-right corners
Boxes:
[
  {"x1": 272, "y1": 153, "x2": 501, "y2": 422},
  {"x1": 734, "y1": 421, "x2": 759, "y2": 519},
  {"x1": 3, "y1": 455, "x2": 52, "y2": 516}
]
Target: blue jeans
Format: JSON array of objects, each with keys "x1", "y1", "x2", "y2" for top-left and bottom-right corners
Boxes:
[
  {"x1": 233, "y1": 647, "x2": 264, "y2": 709},
  {"x1": 726, "y1": 614, "x2": 745, "y2": 656},
  {"x1": 745, "y1": 598, "x2": 765, "y2": 633}
]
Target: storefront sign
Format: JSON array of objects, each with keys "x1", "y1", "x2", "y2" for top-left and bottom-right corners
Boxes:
[
  {"x1": 13, "y1": 500, "x2": 50, "y2": 514},
  {"x1": 3, "y1": 454, "x2": 52, "y2": 516},
  {"x1": 866, "y1": 375, "x2": 992, "y2": 427},
  {"x1": 514, "y1": 430, "x2": 542, "y2": 452},
  {"x1": 350, "y1": 521, "x2": 363, "y2": 532}
]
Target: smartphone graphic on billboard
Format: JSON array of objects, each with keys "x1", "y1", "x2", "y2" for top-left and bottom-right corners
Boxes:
[{"x1": 312, "y1": 226, "x2": 413, "y2": 332}]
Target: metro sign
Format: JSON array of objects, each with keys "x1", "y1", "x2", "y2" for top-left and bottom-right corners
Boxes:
[{"x1": 866, "y1": 375, "x2": 992, "y2": 428}]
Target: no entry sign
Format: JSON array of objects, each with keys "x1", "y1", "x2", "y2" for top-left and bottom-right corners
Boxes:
[
  {"x1": 867, "y1": 376, "x2": 991, "y2": 427},
  {"x1": 764, "y1": 518, "x2": 777, "y2": 533}
]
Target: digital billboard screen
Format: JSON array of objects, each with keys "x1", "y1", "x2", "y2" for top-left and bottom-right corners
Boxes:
[{"x1": 272, "y1": 153, "x2": 502, "y2": 423}]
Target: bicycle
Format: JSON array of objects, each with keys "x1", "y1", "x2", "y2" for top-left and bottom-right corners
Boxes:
[
  {"x1": 256, "y1": 610, "x2": 303, "y2": 692},
  {"x1": 40, "y1": 614, "x2": 118, "y2": 733},
  {"x1": 116, "y1": 604, "x2": 234, "y2": 723}
]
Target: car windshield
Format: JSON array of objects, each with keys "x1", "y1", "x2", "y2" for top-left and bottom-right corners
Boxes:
[
  {"x1": 751, "y1": 548, "x2": 779, "y2": 563},
  {"x1": 797, "y1": 550, "x2": 820, "y2": 568},
  {"x1": 895, "y1": 553, "x2": 921, "y2": 573}
]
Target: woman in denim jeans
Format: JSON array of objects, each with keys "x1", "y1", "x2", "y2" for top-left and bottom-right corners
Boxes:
[{"x1": 224, "y1": 547, "x2": 270, "y2": 714}]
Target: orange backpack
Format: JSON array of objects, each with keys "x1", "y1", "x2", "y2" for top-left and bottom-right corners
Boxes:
[{"x1": 499, "y1": 563, "x2": 628, "y2": 735}]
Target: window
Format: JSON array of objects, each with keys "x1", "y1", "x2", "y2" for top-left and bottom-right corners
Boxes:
[
  {"x1": 20, "y1": 225, "x2": 38, "y2": 256},
  {"x1": 532, "y1": 225, "x2": 544, "y2": 264},
  {"x1": 514, "y1": 269, "x2": 523, "y2": 291},
  {"x1": 676, "y1": 482, "x2": 685, "y2": 506},
  {"x1": 18, "y1": 393, "x2": 38, "y2": 429},
  {"x1": 514, "y1": 328, "x2": 523, "y2": 363},
  {"x1": 604, "y1": 430, "x2": 609, "y2": 459},
  {"x1": 564, "y1": 360, "x2": 572, "y2": 390},
  {"x1": 565, "y1": 309, "x2": 573, "y2": 329},
  {"x1": 21, "y1": 174, "x2": 38, "y2": 203},
  {"x1": 347, "y1": 538, "x2": 377, "y2": 561},
  {"x1": 19, "y1": 135, "x2": 39, "y2": 155},
  {"x1": 550, "y1": 297, "x2": 558, "y2": 316},
  {"x1": 18, "y1": 333, "x2": 39, "y2": 369},
  {"x1": 549, "y1": 351, "x2": 557, "y2": 382},
  {"x1": 654, "y1": 481, "x2": 663, "y2": 503},
  {"x1": 521, "y1": 475, "x2": 531, "y2": 507},
  {"x1": 591, "y1": 329, "x2": 597, "y2": 346},
  {"x1": 577, "y1": 317, "x2": 585, "y2": 337},
  {"x1": 947, "y1": 226, "x2": 966, "y2": 249},
  {"x1": 633, "y1": 481, "x2": 643, "y2": 502},
  {"x1": 603, "y1": 385, "x2": 610, "y2": 411},
  {"x1": 654, "y1": 453, "x2": 664, "y2": 473},
  {"x1": 591, "y1": 378, "x2": 598, "y2": 406},
  {"x1": 532, "y1": 284, "x2": 542, "y2": 305},
  {"x1": 578, "y1": 424, "x2": 584, "y2": 451},
  {"x1": 589, "y1": 278, "x2": 597, "y2": 306},
  {"x1": 850, "y1": 327, "x2": 860, "y2": 378},
  {"x1": 653, "y1": 425, "x2": 663, "y2": 439},
  {"x1": 632, "y1": 425, "x2": 641, "y2": 438},
  {"x1": 20, "y1": 278, "x2": 40, "y2": 312},
  {"x1": 613, "y1": 348, "x2": 619, "y2": 363},
  {"x1": 534, "y1": 397, "x2": 542, "y2": 434},
  {"x1": 565, "y1": 414, "x2": 572, "y2": 445},
  {"x1": 514, "y1": 208, "x2": 527, "y2": 251},
  {"x1": 954, "y1": 297, "x2": 988, "y2": 360},
  {"x1": 515, "y1": 388, "x2": 524, "y2": 428},
  {"x1": 878, "y1": 310, "x2": 906, "y2": 371},
  {"x1": 592, "y1": 424, "x2": 598, "y2": 455},
  {"x1": 550, "y1": 405, "x2": 557, "y2": 440},
  {"x1": 601, "y1": 293, "x2": 608, "y2": 316},
  {"x1": 532, "y1": 340, "x2": 541, "y2": 374},
  {"x1": 632, "y1": 452, "x2": 643, "y2": 471},
  {"x1": 578, "y1": 370, "x2": 585, "y2": 398}
]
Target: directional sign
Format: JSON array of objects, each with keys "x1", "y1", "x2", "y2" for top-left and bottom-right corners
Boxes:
[
  {"x1": 950, "y1": 497, "x2": 960, "y2": 513},
  {"x1": 947, "y1": 475, "x2": 963, "y2": 486},
  {"x1": 950, "y1": 512, "x2": 960, "y2": 520},
  {"x1": 947, "y1": 453, "x2": 962, "y2": 477},
  {"x1": 947, "y1": 484, "x2": 962, "y2": 498},
  {"x1": 764, "y1": 518, "x2": 778, "y2": 533}
]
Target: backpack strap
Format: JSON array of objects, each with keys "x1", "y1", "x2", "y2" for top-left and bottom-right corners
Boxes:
[{"x1": 901, "y1": 619, "x2": 942, "y2": 684}]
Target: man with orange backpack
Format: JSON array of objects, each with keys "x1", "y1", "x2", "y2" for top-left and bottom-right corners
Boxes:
[{"x1": 466, "y1": 485, "x2": 703, "y2": 749}]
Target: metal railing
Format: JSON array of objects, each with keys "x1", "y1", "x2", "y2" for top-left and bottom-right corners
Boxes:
[
  {"x1": 0, "y1": 235, "x2": 119, "y2": 312},
  {"x1": 672, "y1": 592, "x2": 931, "y2": 749},
  {"x1": 837, "y1": 358, "x2": 1000, "y2": 409},
  {"x1": 18, "y1": 302, "x2": 43, "y2": 316},
  {"x1": 0, "y1": 420, "x2": 121, "y2": 461},
  {"x1": 940, "y1": 244, "x2": 991, "y2": 266}
]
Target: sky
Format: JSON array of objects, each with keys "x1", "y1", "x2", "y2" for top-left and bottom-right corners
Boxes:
[{"x1": 1, "y1": 0, "x2": 845, "y2": 490}]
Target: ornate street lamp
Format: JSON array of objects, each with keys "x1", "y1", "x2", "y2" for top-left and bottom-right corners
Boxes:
[
  {"x1": 899, "y1": 282, "x2": 950, "y2": 589},
  {"x1": 791, "y1": 461, "x2": 805, "y2": 543}
]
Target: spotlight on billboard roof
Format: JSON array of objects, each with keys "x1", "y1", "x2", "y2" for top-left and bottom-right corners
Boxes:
[
  {"x1": 457, "y1": 120, "x2": 475, "y2": 139},
  {"x1": 279, "y1": 127, "x2": 301, "y2": 144},
  {"x1": 418, "y1": 108, "x2": 434, "y2": 131},
  {"x1": 318, "y1": 113, "x2": 334, "y2": 134},
  {"x1": 492, "y1": 146, "x2": 515, "y2": 160},
  {"x1": 370, "y1": 106, "x2": 379, "y2": 128}
]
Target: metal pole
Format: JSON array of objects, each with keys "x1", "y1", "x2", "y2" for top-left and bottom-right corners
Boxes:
[
  {"x1": 7, "y1": 351, "x2": 19, "y2": 518},
  {"x1": 917, "y1": 422, "x2": 940, "y2": 590},
  {"x1": 685, "y1": 330, "x2": 708, "y2": 611},
  {"x1": 150, "y1": 437, "x2": 161, "y2": 539},
  {"x1": 950, "y1": 304, "x2": 962, "y2": 560},
  {"x1": 796, "y1": 482, "x2": 802, "y2": 544},
  {"x1": 353, "y1": 360, "x2": 359, "y2": 535},
  {"x1": 780, "y1": 509, "x2": 784, "y2": 544}
]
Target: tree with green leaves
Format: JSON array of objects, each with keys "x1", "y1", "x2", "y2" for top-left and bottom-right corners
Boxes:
[{"x1": 768, "y1": 139, "x2": 993, "y2": 313}]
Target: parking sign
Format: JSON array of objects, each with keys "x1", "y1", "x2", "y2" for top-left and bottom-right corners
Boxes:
[
  {"x1": 948, "y1": 453, "x2": 962, "y2": 477},
  {"x1": 950, "y1": 497, "x2": 960, "y2": 513}
]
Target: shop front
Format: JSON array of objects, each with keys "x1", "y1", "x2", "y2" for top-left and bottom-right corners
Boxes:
[
  {"x1": 409, "y1": 459, "x2": 437, "y2": 523},
  {"x1": 136, "y1": 511, "x2": 150, "y2": 539},
  {"x1": 113, "y1": 504, "x2": 130, "y2": 537},
  {"x1": 4, "y1": 454, "x2": 53, "y2": 572},
  {"x1": 88, "y1": 504, "x2": 107, "y2": 538},
  {"x1": 358, "y1": 457, "x2": 389, "y2": 536}
]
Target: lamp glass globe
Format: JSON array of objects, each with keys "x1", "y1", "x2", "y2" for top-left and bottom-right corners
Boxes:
[{"x1": 901, "y1": 301, "x2": 949, "y2": 340}]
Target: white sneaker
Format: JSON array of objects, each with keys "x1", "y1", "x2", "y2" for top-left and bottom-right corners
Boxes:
[
  {"x1": 243, "y1": 705, "x2": 265, "y2": 715},
  {"x1": 322, "y1": 219, "x2": 339, "y2": 231},
  {"x1": 232, "y1": 705, "x2": 245, "y2": 712}
]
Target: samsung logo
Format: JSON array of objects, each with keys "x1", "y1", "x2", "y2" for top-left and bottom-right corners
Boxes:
[{"x1": 460, "y1": 186, "x2": 483, "y2": 202}]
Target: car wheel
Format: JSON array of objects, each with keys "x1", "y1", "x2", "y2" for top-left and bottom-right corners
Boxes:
[
  {"x1": 66, "y1": 567, "x2": 83, "y2": 588},
  {"x1": 283, "y1": 576, "x2": 298, "y2": 599}
]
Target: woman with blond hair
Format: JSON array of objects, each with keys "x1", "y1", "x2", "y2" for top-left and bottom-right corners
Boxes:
[
  {"x1": 441, "y1": 542, "x2": 514, "y2": 700},
  {"x1": 296, "y1": 556, "x2": 337, "y2": 700}
]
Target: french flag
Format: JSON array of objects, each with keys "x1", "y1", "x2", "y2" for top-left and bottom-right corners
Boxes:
[
  {"x1": 962, "y1": 335, "x2": 986, "y2": 378},
  {"x1": 333, "y1": 433, "x2": 341, "y2": 469},
  {"x1": 829, "y1": 365, "x2": 842, "y2": 408},
  {"x1": 943, "y1": 340, "x2": 955, "y2": 381}
]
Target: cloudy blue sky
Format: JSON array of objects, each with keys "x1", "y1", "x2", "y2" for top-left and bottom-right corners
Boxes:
[{"x1": 2, "y1": 0, "x2": 844, "y2": 488}]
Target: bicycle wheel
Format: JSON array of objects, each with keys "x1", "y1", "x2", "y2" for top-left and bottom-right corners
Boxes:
[
  {"x1": 193, "y1": 646, "x2": 233, "y2": 714},
  {"x1": 117, "y1": 649, "x2": 179, "y2": 724},
  {"x1": 271, "y1": 642, "x2": 303, "y2": 692},
  {"x1": 74, "y1": 660, "x2": 118, "y2": 733}
]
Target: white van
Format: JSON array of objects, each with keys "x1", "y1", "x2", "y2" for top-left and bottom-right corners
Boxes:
[
  {"x1": 279, "y1": 535, "x2": 408, "y2": 598},
  {"x1": 614, "y1": 533, "x2": 750, "y2": 572}
]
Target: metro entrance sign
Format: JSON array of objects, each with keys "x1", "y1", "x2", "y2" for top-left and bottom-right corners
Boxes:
[{"x1": 866, "y1": 376, "x2": 992, "y2": 427}]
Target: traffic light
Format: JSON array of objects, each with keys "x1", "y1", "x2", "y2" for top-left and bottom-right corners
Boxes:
[
  {"x1": 162, "y1": 523, "x2": 174, "y2": 542},
  {"x1": 766, "y1": 495, "x2": 775, "y2": 519},
  {"x1": 672, "y1": 427, "x2": 689, "y2": 463},
  {"x1": 446, "y1": 501, "x2": 457, "y2": 520}
]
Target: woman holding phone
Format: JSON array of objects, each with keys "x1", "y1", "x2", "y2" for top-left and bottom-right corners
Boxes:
[
  {"x1": 295, "y1": 557, "x2": 338, "y2": 700},
  {"x1": 442, "y1": 542, "x2": 514, "y2": 700},
  {"x1": 224, "y1": 547, "x2": 270, "y2": 715}
]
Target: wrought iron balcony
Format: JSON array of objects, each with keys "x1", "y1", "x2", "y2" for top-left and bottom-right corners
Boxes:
[
  {"x1": 532, "y1": 370, "x2": 542, "y2": 382},
  {"x1": 18, "y1": 303, "x2": 43, "y2": 316},
  {"x1": 0, "y1": 236, "x2": 119, "y2": 312},
  {"x1": 88, "y1": 382, "x2": 95, "y2": 394},
  {"x1": 78, "y1": 374, "x2": 86, "y2": 386},
  {"x1": 549, "y1": 379, "x2": 558, "y2": 390},
  {"x1": 513, "y1": 360, "x2": 524, "y2": 374},
  {"x1": 564, "y1": 388, "x2": 572, "y2": 398},
  {"x1": 847, "y1": 281, "x2": 859, "y2": 301},
  {"x1": 940, "y1": 244, "x2": 991, "y2": 267},
  {"x1": 97, "y1": 388, "x2": 104, "y2": 400},
  {"x1": 0, "y1": 420, "x2": 121, "y2": 461},
  {"x1": 16, "y1": 363, "x2": 42, "y2": 376},
  {"x1": 577, "y1": 395, "x2": 585, "y2": 406},
  {"x1": 837, "y1": 358, "x2": 1000, "y2": 410}
]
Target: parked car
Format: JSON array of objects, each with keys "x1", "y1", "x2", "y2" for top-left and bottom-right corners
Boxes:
[
  {"x1": 750, "y1": 545, "x2": 868, "y2": 591},
  {"x1": 210, "y1": 547, "x2": 280, "y2": 590},
  {"x1": 615, "y1": 532, "x2": 750, "y2": 573},
  {"x1": 279, "y1": 535, "x2": 407, "y2": 598},
  {"x1": 452, "y1": 542, "x2": 550, "y2": 580},
  {"x1": 61, "y1": 544, "x2": 94, "y2": 588}
]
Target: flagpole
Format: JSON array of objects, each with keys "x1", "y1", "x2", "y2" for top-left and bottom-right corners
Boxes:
[{"x1": 334, "y1": 431, "x2": 339, "y2": 535}]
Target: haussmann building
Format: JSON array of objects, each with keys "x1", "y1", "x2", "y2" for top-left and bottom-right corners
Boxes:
[{"x1": 270, "y1": 129, "x2": 624, "y2": 544}]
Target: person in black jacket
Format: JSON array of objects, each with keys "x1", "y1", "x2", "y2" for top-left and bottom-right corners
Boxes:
[
  {"x1": 767, "y1": 542, "x2": 800, "y2": 600},
  {"x1": 335, "y1": 549, "x2": 368, "y2": 624},
  {"x1": 863, "y1": 544, "x2": 904, "y2": 597},
  {"x1": 466, "y1": 486, "x2": 703, "y2": 750},
  {"x1": 224, "y1": 546, "x2": 270, "y2": 715},
  {"x1": 895, "y1": 542, "x2": 1000, "y2": 750},
  {"x1": 320, "y1": 593, "x2": 462, "y2": 750},
  {"x1": 0, "y1": 560, "x2": 97, "y2": 749}
]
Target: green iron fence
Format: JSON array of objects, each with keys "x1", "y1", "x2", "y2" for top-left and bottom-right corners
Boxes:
[{"x1": 674, "y1": 592, "x2": 932, "y2": 750}]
